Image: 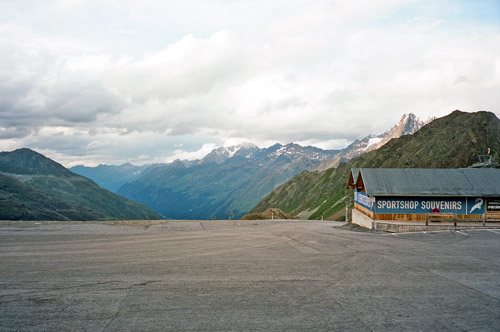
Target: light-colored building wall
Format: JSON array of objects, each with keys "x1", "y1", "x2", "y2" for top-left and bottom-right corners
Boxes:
[{"x1": 352, "y1": 208, "x2": 374, "y2": 229}]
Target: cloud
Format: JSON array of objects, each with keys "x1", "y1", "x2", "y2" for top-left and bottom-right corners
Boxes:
[
  {"x1": 167, "y1": 143, "x2": 219, "y2": 163},
  {"x1": 0, "y1": 0, "x2": 499, "y2": 165},
  {"x1": 0, "y1": 25, "x2": 122, "y2": 133}
]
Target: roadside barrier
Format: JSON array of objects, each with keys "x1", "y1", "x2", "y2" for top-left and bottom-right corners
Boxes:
[{"x1": 425, "y1": 212, "x2": 487, "y2": 226}]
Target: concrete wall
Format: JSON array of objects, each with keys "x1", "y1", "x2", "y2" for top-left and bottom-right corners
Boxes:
[{"x1": 352, "y1": 209, "x2": 374, "y2": 230}]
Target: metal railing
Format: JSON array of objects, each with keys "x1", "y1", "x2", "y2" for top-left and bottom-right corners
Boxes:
[{"x1": 425, "y1": 213, "x2": 487, "y2": 226}]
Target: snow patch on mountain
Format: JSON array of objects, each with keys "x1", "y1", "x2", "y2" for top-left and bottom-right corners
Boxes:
[
  {"x1": 201, "y1": 142, "x2": 259, "y2": 164},
  {"x1": 266, "y1": 143, "x2": 338, "y2": 161},
  {"x1": 366, "y1": 137, "x2": 383, "y2": 149},
  {"x1": 317, "y1": 113, "x2": 433, "y2": 170}
]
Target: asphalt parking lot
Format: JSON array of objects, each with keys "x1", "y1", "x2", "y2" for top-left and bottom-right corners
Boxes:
[{"x1": 1, "y1": 220, "x2": 499, "y2": 331}]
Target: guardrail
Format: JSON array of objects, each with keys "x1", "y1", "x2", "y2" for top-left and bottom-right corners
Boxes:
[{"x1": 425, "y1": 213, "x2": 487, "y2": 226}]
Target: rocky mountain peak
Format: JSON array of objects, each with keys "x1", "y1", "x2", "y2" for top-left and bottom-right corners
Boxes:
[
  {"x1": 354, "y1": 113, "x2": 430, "y2": 153},
  {"x1": 390, "y1": 113, "x2": 430, "y2": 137},
  {"x1": 317, "y1": 113, "x2": 432, "y2": 170}
]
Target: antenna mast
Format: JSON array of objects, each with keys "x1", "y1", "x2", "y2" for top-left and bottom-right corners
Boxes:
[{"x1": 470, "y1": 149, "x2": 499, "y2": 168}]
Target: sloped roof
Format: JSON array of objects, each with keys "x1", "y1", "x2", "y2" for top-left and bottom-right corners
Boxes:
[
  {"x1": 350, "y1": 168, "x2": 500, "y2": 197},
  {"x1": 347, "y1": 168, "x2": 359, "y2": 189}
]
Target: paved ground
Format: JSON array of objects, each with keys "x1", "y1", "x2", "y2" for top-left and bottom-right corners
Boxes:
[{"x1": 1, "y1": 220, "x2": 499, "y2": 331}]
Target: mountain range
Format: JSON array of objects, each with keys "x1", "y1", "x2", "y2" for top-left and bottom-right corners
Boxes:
[
  {"x1": 251, "y1": 110, "x2": 500, "y2": 220},
  {"x1": 3, "y1": 110, "x2": 494, "y2": 221},
  {"x1": 3, "y1": 110, "x2": 488, "y2": 222},
  {"x1": 115, "y1": 143, "x2": 339, "y2": 219},
  {"x1": 71, "y1": 113, "x2": 427, "y2": 219},
  {"x1": 0, "y1": 148, "x2": 161, "y2": 221},
  {"x1": 71, "y1": 163, "x2": 149, "y2": 193}
]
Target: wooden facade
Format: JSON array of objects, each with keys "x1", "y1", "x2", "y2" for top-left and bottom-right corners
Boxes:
[{"x1": 353, "y1": 203, "x2": 374, "y2": 219}]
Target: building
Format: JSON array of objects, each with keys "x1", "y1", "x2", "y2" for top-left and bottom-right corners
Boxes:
[{"x1": 347, "y1": 168, "x2": 500, "y2": 228}]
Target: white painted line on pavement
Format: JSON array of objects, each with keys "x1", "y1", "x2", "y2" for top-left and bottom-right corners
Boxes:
[
  {"x1": 456, "y1": 230, "x2": 468, "y2": 236},
  {"x1": 488, "y1": 229, "x2": 500, "y2": 235}
]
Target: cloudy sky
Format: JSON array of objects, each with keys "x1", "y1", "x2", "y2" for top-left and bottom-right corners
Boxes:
[{"x1": 1, "y1": 0, "x2": 499, "y2": 166}]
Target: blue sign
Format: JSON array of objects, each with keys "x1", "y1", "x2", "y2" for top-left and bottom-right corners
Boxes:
[
  {"x1": 375, "y1": 197, "x2": 486, "y2": 215},
  {"x1": 354, "y1": 190, "x2": 374, "y2": 211}
]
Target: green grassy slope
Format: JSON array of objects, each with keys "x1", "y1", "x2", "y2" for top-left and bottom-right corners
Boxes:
[
  {"x1": 0, "y1": 149, "x2": 161, "y2": 221},
  {"x1": 251, "y1": 110, "x2": 500, "y2": 220},
  {"x1": 0, "y1": 174, "x2": 105, "y2": 220}
]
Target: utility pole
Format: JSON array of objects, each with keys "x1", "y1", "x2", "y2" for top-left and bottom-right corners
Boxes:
[{"x1": 345, "y1": 200, "x2": 352, "y2": 222}]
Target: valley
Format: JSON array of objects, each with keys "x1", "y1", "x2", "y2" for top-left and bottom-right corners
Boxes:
[{"x1": 71, "y1": 113, "x2": 428, "y2": 220}]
